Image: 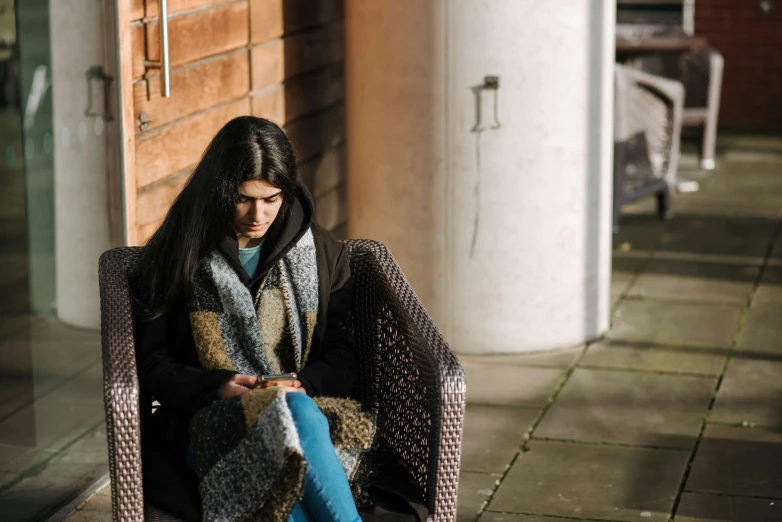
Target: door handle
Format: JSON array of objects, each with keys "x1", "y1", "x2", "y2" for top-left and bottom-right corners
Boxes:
[{"x1": 145, "y1": 0, "x2": 171, "y2": 97}]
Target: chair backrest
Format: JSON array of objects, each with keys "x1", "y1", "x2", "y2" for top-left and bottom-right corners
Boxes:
[{"x1": 100, "y1": 241, "x2": 466, "y2": 521}]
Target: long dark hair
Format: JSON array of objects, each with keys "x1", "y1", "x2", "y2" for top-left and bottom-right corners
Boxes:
[{"x1": 134, "y1": 116, "x2": 299, "y2": 319}]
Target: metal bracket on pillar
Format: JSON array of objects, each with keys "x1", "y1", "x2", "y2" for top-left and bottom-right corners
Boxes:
[
  {"x1": 471, "y1": 75, "x2": 501, "y2": 133},
  {"x1": 85, "y1": 65, "x2": 114, "y2": 121}
]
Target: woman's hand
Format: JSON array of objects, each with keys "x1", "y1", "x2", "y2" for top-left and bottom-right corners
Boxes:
[
  {"x1": 218, "y1": 374, "x2": 258, "y2": 399},
  {"x1": 286, "y1": 380, "x2": 306, "y2": 394},
  {"x1": 259, "y1": 378, "x2": 306, "y2": 394}
]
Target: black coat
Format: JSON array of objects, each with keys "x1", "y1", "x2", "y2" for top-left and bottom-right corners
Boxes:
[{"x1": 134, "y1": 186, "x2": 359, "y2": 520}]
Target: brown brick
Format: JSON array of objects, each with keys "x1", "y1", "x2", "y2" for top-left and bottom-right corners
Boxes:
[
  {"x1": 250, "y1": 40, "x2": 285, "y2": 88},
  {"x1": 250, "y1": 22, "x2": 344, "y2": 89},
  {"x1": 144, "y1": 2, "x2": 249, "y2": 74},
  {"x1": 314, "y1": 183, "x2": 346, "y2": 231},
  {"x1": 250, "y1": 64, "x2": 344, "y2": 124},
  {"x1": 694, "y1": 0, "x2": 782, "y2": 129},
  {"x1": 301, "y1": 144, "x2": 345, "y2": 199},
  {"x1": 249, "y1": 0, "x2": 283, "y2": 44},
  {"x1": 251, "y1": 86, "x2": 285, "y2": 124},
  {"x1": 137, "y1": 220, "x2": 162, "y2": 245},
  {"x1": 135, "y1": 98, "x2": 250, "y2": 189},
  {"x1": 131, "y1": 24, "x2": 146, "y2": 80},
  {"x1": 282, "y1": 64, "x2": 344, "y2": 122},
  {"x1": 284, "y1": 104, "x2": 345, "y2": 161},
  {"x1": 134, "y1": 50, "x2": 250, "y2": 132},
  {"x1": 136, "y1": 171, "x2": 191, "y2": 228},
  {"x1": 249, "y1": 0, "x2": 342, "y2": 45},
  {"x1": 131, "y1": 0, "x2": 145, "y2": 21},
  {"x1": 145, "y1": 0, "x2": 230, "y2": 17}
]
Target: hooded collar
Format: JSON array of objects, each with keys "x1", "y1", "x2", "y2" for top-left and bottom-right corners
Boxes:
[{"x1": 218, "y1": 181, "x2": 314, "y2": 287}]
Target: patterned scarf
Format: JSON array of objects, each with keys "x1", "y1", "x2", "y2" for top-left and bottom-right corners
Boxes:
[{"x1": 187, "y1": 230, "x2": 375, "y2": 521}]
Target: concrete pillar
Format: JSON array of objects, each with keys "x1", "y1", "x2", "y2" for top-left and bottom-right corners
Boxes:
[
  {"x1": 50, "y1": 1, "x2": 116, "y2": 329},
  {"x1": 346, "y1": 0, "x2": 615, "y2": 354}
]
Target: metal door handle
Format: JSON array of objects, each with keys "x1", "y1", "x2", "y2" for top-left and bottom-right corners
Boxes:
[{"x1": 145, "y1": 0, "x2": 171, "y2": 97}]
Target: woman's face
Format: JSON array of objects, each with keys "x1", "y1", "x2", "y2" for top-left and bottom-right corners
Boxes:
[{"x1": 234, "y1": 180, "x2": 284, "y2": 248}]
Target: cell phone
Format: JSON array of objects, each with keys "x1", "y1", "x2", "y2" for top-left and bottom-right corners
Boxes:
[{"x1": 258, "y1": 373, "x2": 297, "y2": 387}]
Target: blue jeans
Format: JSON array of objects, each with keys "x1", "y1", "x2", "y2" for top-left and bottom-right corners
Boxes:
[{"x1": 286, "y1": 392, "x2": 362, "y2": 522}]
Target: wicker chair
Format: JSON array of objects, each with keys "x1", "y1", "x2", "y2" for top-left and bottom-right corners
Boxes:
[
  {"x1": 613, "y1": 63, "x2": 684, "y2": 232},
  {"x1": 98, "y1": 241, "x2": 466, "y2": 522}
]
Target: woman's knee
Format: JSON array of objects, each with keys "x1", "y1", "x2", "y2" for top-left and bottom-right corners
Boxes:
[{"x1": 285, "y1": 392, "x2": 327, "y2": 428}]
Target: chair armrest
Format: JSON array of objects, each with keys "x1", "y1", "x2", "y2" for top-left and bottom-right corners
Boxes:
[
  {"x1": 615, "y1": 64, "x2": 684, "y2": 187},
  {"x1": 99, "y1": 247, "x2": 145, "y2": 522},
  {"x1": 616, "y1": 64, "x2": 685, "y2": 112},
  {"x1": 345, "y1": 240, "x2": 466, "y2": 522}
]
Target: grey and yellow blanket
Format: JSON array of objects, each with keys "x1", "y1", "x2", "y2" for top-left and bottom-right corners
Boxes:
[{"x1": 186, "y1": 230, "x2": 375, "y2": 521}]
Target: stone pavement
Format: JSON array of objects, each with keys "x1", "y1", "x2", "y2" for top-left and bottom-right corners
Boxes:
[
  {"x1": 65, "y1": 149, "x2": 782, "y2": 522},
  {"x1": 456, "y1": 152, "x2": 782, "y2": 522}
]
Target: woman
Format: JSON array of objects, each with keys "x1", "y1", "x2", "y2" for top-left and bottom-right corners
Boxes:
[{"x1": 132, "y1": 117, "x2": 424, "y2": 521}]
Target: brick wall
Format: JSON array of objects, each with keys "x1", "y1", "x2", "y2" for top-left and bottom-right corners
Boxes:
[
  {"x1": 694, "y1": 0, "x2": 782, "y2": 131},
  {"x1": 128, "y1": 0, "x2": 346, "y2": 244}
]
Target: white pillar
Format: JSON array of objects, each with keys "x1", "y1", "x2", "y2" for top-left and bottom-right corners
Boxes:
[
  {"x1": 346, "y1": 0, "x2": 615, "y2": 353},
  {"x1": 50, "y1": 1, "x2": 115, "y2": 329}
]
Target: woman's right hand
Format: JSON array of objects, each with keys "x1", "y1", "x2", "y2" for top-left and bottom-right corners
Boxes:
[{"x1": 218, "y1": 374, "x2": 259, "y2": 399}]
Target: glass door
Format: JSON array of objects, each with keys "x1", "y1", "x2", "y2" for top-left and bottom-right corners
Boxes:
[{"x1": 0, "y1": 0, "x2": 122, "y2": 519}]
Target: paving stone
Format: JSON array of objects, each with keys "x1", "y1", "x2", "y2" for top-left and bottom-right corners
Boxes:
[
  {"x1": 79, "y1": 484, "x2": 112, "y2": 513},
  {"x1": 461, "y1": 406, "x2": 538, "y2": 474},
  {"x1": 459, "y1": 347, "x2": 581, "y2": 370},
  {"x1": 463, "y1": 363, "x2": 563, "y2": 408},
  {"x1": 686, "y1": 424, "x2": 782, "y2": 499},
  {"x1": 612, "y1": 256, "x2": 647, "y2": 301},
  {"x1": 535, "y1": 368, "x2": 714, "y2": 448},
  {"x1": 0, "y1": 424, "x2": 107, "y2": 521},
  {"x1": 489, "y1": 440, "x2": 688, "y2": 521},
  {"x1": 736, "y1": 298, "x2": 782, "y2": 355},
  {"x1": 655, "y1": 215, "x2": 774, "y2": 259},
  {"x1": 611, "y1": 300, "x2": 742, "y2": 349},
  {"x1": 676, "y1": 200, "x2": 781, "y2": 221},
  {"x1": 769, "y1": 243, "x2": 782, "y2": 263},
  {"x1": 458, "y1": 472, "x2": 500, "y2": 522},
  {"x1": 0, "y1": 364, "x2": 105, "y2": 453},
  {"x1": 64, "y1": 508, "x2": 113, "y2": 522},
  {"x1": 481, "y1": 513, "x2": 566, "y2": 522},
  {"x1": 581, "y1": 340, "x2": 725, "y2": 375},
  {"x1": 674, "y1": 492, "x2": 782, "y2": 522},
  {"x1": 613, "y1": 215, "x2": 668, "y2": 252},
  {"x1": 626, "y1": 259, "x2": 758, "y2": 304},
  {"x1": 0, "y1": 315, "x2": 37, "y2": 342},
  {"x1": 0, "y1": 444, "x2": 56, "y2": 481},
  {"x1": 648, "y1": 250, "x2": 766, "y2": 267},
  {"x1": 612, "y1": 277, "x2": 630, "y2": 305},
  {"x1": 658, "y1": 233, "x2": 778, "y2": 259},
  {"x1": 710, "y1": 358, "x2": 782, "y2": 427}
]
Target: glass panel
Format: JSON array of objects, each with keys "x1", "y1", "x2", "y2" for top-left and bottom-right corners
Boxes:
[{"x1": 0, "y1": 1, "x2": 119, "y2": 519}]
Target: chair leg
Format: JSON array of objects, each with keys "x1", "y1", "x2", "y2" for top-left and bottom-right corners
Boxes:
[
  {"x1": 656, "y1": 187, "x2": 674, "y2": 221},
  {"x1": 701, "y1": 119, "x2": 717, "y2": 170}
]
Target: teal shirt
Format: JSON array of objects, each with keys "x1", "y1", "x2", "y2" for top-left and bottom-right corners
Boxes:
[{"x1": 238, "y1": 240, "x2": 264, "y2": 278}]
